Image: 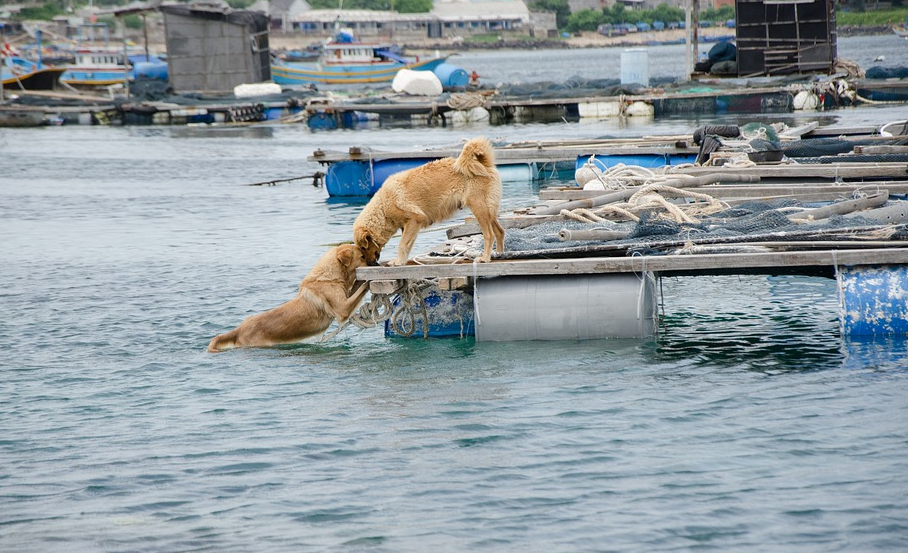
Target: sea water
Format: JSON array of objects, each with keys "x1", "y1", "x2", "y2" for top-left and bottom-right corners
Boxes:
[{"x1": 2, "y1": 36, "x2": 907, "y2": 552}]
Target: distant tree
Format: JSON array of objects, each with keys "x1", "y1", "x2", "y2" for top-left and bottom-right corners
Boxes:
[
  {"x1": 226, "y1": 0, "x2": 257, "y2": 8},
  {"x1": 700, "y1": 6, "x2": 736, "y2": 22},
  {"x1": 124, "y1": 14, "x2": 143, "y2": 30},
  {"x1": 18, "y1": 2, "x2": 65, "y2": 20},
  {"x1": 528, "y1": 0, "x2": 571, "y2": 29},
  {"x1": 603, "y1": 4, "x2": 631, "y2": 25},
  {"x1": 566, "y1": 9, "x2": 605, "y2": 32},
  {"x1": 650, "y1": 3, "x2": 685, "y2": 24},
  {"x1": 394, "y1": 0, "x2": 432, "y2": 13},
  {"x1": 308, "y1": 0, "x2": 339, "y2": 8}
]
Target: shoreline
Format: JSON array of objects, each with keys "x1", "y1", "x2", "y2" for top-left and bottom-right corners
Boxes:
[{"x1": 271, "y1": 25, "x2": 895, "y2": 53}]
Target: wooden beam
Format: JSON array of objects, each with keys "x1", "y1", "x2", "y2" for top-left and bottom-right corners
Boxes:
[
  {"x1": 357, "y1": 249, "x2": 908, "y2": 281},
  {"x1": 540, "y1": 182, "x2": 908, "y2": 201}
]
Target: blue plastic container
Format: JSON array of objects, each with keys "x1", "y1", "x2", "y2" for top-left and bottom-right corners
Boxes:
[{"x1": 433, "y1": 63, "x2": 469, "y2": 89}]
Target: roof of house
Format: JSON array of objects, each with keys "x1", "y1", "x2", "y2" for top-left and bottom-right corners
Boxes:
[{"x1": 431, "y1": 0, "x2": 530, "y2": 21}]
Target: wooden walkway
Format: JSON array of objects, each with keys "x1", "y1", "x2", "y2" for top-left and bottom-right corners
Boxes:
[{"x1": 358, "y1": 248, "x2": 908, "y2": 290}]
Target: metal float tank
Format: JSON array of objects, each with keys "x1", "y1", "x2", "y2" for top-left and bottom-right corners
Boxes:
[{"x1": 474, "y1": 273, "x2": 657, "y2": 342}]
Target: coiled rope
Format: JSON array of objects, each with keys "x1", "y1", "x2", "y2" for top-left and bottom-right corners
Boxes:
[{"x1": 320, "y1": 278, "x2": 436, "y2": 341}]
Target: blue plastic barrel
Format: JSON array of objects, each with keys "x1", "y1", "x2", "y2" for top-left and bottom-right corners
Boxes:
[{"x1": 433, "y1": 63, "x2": 469, "y2": 89}]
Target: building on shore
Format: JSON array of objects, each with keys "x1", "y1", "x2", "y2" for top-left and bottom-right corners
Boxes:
[{"x1": 270, "y1": 0, "x2": 555, "y2": 41}]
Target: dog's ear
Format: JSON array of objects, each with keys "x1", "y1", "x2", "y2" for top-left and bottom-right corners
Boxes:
[{"x1": 337, "y1": 246, "x2": 355, "y2": 267}]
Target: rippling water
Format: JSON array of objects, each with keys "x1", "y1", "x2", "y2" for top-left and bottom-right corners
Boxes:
[{"x1": 2, "y1": 39, "x2": 908, "y2": 551}]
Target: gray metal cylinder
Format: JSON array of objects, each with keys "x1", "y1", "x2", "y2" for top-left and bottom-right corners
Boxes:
[{"x1": 474, "y1": 273, "x2": 657, "y2": 342}]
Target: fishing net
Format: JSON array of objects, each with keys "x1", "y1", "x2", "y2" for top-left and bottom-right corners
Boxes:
[
  {"x1": 783, "y1": 137, "x2": 908, "y2": 158},
  {"x1": 434, "y1": 197, "x2": 906, "y2": 262}
]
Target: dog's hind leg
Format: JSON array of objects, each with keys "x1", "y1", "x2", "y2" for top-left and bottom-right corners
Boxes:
[{"x1": 470, "y1": 205, "x2": 504, "y2": 262}]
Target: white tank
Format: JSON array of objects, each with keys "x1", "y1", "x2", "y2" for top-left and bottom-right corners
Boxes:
[{"x1": 474, "y1": 273, "x2": 657, "y2": 341}]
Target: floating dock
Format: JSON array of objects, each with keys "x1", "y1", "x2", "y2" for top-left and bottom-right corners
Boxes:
[
  {"x1": 2, "y1": 75, "x2": 907, "y2": 128},
  {"x1": 335, "y1": 132, "x2": 908, "y2": 341}
]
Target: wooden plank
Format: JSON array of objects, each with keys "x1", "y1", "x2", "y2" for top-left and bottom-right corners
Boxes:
[
  {"x1": 309, "y1": 144, "x2": 698, "y2": 164},
  {"x1": 540, "y1": 182, "x2": 908, "y2": 201},
  {"x1": 854, "y1": 145, "x2": 908, "y2": 155},
  {"x1": 357, "y1": 249, "x2": 908, "y2": 281},
  {"x1": 777, "y1": 121, "x2": 819, "y2": 138},
  {"x1": 667, "y1": 163, "x2": 908, "y2": 180}
]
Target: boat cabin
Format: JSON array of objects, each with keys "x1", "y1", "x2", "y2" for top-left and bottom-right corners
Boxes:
[
  {"x1": 73, "y1": 50, "x2": 124, "y2": 68},
  {"x1": 324, "y1": 44, "x2": 381, "y2": 64}
]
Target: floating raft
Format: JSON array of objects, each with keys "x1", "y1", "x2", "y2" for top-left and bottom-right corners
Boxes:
[
  {"x1": 348, "y1": 159, "x2": 908, "y2": 341},
  {"x1": 4, "y1": 75, "x2": 907, "y2": 128}
]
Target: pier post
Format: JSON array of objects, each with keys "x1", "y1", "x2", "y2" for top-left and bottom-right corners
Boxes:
[{"x1": 838, "y1": 265, "x2": 908, "y2": 336}]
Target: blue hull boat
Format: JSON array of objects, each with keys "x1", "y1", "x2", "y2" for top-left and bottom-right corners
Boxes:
[{"x1": 272, "y1": 32, "x2": 447, "y2": 86}]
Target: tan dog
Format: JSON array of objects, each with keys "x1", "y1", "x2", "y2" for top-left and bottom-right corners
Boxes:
[
  {"x1": 207, "y1": 244, "x2": 368, "y2": 353},
  {"x1": 353, "y1": 136, "x2": 505, "y2": 266}
]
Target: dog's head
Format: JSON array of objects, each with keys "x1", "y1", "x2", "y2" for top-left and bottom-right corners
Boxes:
[
  {"x1": 353, "y1": 228, "x2": 383, "y2": 266},
  {"x1": 335, "y1": 243, "x2": 369, "y2": 274}
]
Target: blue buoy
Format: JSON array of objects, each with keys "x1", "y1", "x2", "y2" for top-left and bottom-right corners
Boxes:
[
  {"x1": 325, "y1": 161, "x2": 373, "y2": 197},
  {"x1": 433, "y1": 63, "x2": 469, "y2": 89},
  {"x1": 838, "y1": 265, "x2": 908, "y2": 336}
]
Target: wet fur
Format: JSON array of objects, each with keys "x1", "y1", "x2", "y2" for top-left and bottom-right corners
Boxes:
[
  {"x1": 207, "y1": 244, "x2": 368, "y2": 353},
  {"x1": 353, "y1": 137, "x2": 505, "y2": 266}
]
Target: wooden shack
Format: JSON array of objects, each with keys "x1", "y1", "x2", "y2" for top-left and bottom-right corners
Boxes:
[
  {"x1": 160, "y1": 4, "x2": 270, "y2": 94},
  {"x1": 734, "y1": 0, "x2": 837, "y2": 77}
]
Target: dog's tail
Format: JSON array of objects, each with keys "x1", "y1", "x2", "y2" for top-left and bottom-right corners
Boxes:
[{"x1": 453, "y1": 137, "x2": 496, "y2": 179}]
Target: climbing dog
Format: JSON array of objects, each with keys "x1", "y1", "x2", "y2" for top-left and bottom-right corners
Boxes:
[
  {"x1": 352, "y1": 136, "x2": 505, "y2": 266},
  {"x1": 207, "y1": 244, "x2": 368, "y2": 352}
]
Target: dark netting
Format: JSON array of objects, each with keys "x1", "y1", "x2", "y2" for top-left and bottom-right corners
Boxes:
[
  {"x1": 783, "y1": 137, "x2": 908, "y2": 158},
  {"x1": 493, "y1": 76, "x2": 680, "y2": 99},
  {"x1": 794, "y1": 153, "x2": 908, "y2": 164},
  {"x1": 865, "y1": 66, "x2": 908, "y2": 79},
  {"x1": 722, "y1": 209, "x2": 793, "y2": 234},
  {"x1": 489, "y1": 199, "x2": 905, "y2": 260},
  {"x1": 712, "y1": 199, "x2": 801, "y2": 218},
  {"x1": 628, "y1": 212, "x2": 683, "y2": 238}
]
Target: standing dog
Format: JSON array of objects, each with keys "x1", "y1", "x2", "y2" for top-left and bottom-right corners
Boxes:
[
  {"x1": 207, "y1": 244, "x2": 368, "y2": 353},
  {"x1": 353, "y1": 136, "x2": 505, "y2": 266}
]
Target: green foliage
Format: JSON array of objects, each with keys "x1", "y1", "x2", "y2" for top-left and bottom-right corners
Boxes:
[
  {"x1": 225, "y1": 0, "x2": 257, "y2": 8},
  {"x1": 837, "y1": 7, "x2": 908, "y2": 25},
  {"x1": 603, "y1": 3, "x2": 631, "y2": 25},
  {"x1": 123, "y1": 14, "x2": 143, "y2": 30},
  {"x1": 528, "y1": 0, "x2": 572, "y2": 29},
  {"x1": 700, "y1": 6, "x2": 735, "y2": 23},
  {"x1": 650, "y1": 4, "x2": 684, "y2": 24},
  {"x1": 301, "y1": 0, "x2": 430, "y2": 11},
  {"x1": 395, "y1": 0, "x2": 432, "y2": 14},
  {"x1": 565, "y1": 9, "x2": 605, "y2": 33},
  {"x1": 18, "y1": 2, "x2": 65, "y2": 21}
]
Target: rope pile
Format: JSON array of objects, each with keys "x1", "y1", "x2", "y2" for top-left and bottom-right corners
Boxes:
[
  {"x1": 560, "y1": 183, "x2": 727, "y2": 225},
  {"x1": 446, "y1": 93, "x2": 486, "y2": 111},
  {"x1": 320, "y1": 278, "x2": 437, "y2": 341}
]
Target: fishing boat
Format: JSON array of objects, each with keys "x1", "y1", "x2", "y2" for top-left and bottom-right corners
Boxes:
[
  {"x1": 1, "y1": 56, "x2": 65, "y2": 91},
  {"x1": 59, "y1": 47, "x2": 169, "y2": 88},
  {"x1": 271, "y1": 31, "x2": 448, "y2": 86},
  {"x1": 893, "y1": 16, "x2": 908, "y2": 37},
  {"x1": 60, "y1": 47, "x2": 130, "y2": 87}
]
